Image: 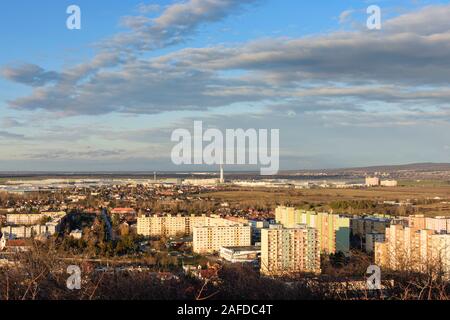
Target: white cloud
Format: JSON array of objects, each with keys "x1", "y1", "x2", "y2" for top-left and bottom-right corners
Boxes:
[
  {"x1": 136, "y1": 3, "x2": 161, "y2": 14},
  {"x1": 339, "y1": 9, "x2": 354, "y2": 24}
]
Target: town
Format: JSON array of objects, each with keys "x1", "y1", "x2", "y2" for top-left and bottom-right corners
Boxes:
[{"x1": 1, "y1": 170, "x2": 449, "y2": 300}]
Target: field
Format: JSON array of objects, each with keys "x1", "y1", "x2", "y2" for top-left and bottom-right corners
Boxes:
[{"x1": 200, "y1": 184, "x2": 450, "y2": 216}]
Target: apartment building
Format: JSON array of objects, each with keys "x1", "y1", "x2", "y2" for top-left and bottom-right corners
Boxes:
[
  {"x1": 137, "y1": 214, "x2": 252, "y2": 254},
  {"x1": 407, "y1": 215, "x2": 450, "y2": 233},
  {"x1": 425, "y1": 216, "x2": 450, "y2": 233},
  {"x1": 375, "y1": 224, "x2": 450, "y2": 275},
  {"x1": 260, "y1": 224, "x2": 321, "y2": 276},
  {"x1": 137, "y1": 214, "x2": 236, "y2": 237},
  {"x1": 375, "y1": 224, "x2": 414, "y2": 270},
  {"x1": 380, "y1": 180, "x2": 398, "y2": 187},
  {"x1": 193, "y1": 225, "x2": 251, "y2": 254},
  {"x1": 219, "y1": 246, "x2": 261, "y2": 263},
  {"x1": 365, "y1": 233, "x2": 385, "y2": 254},
  {"x1": 351, "y1": 216, "x2": 391, "y2": 238},
  {"x1": 408, "y1": 215, "x2": 427, "y2": 231},
  {"x1": 2, "y1": 211, "x2": 66, "y2": 239},
  {"x1": 365, "y1": 177, "x2": 380, "y2": 187},
  {"x1": 1, "y1": 221, "x2": 62, "y2": 239},
  {"x1": 431, "y1": 234, "x2": 450, "y2": 275},
  {"x1": 275, "y1": 206, "x2": 350, "y2": 256},
  {"x1": 6, "y1": 211, "x2": 66, "y2": 226},
  {"x1": 2, "y1": 224, "x2": 52, "y2": 239},
  {"x1": 275, "y1": 206, "x2": 298, "y2": 227},
  {"x1": 249, "y1": 220, "x2": 270, "y2": 244}
]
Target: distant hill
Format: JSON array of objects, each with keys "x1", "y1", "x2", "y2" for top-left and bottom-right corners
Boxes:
[
  {"x1": 281, "y1": 163, "x2": 450, "y2": 180},
  {"x1": 329, "y1": 163, "x2": 450, "y2": 173}
]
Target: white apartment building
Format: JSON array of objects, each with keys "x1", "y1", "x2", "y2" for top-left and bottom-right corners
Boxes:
[
  {"x1": 1, "y1": 223, "x2": 59, "y2": 239},
  {"x1": 425, "y1": 216, "x2": 450, "y2": 233},
  {"x1": 137, "y1": 214, "x2": 252, "y2": 255},
  {"x1": 6, "y1": 212, "x2": 66, "y2": 226},
  {"x1": 380, "y1": 180, "x2": 398, "y2": 187},
  {"x1": 431, "y1": 234, "x2": 450, "y2": 275},
  {"x1": 219, "y1": 246, "x2": 261, "y2": 263},
  {"x1": 193, "y1": 225, "x2": 251, "y2": 254},
  {"x1": 7, "y1": 213, "x2": 44, "y2": 225},
  {"x1": 2, "y1": 211, "x2": 66, "y2": 239},
  {"x1": 365, "y1": 177, "x2": 380, "y2": 187},
  {"x1": 376, "y1": 224, "x2": 450, "y2": 276},
  {"x1": 137, "y1": 214, "x2": 237, "y2": 237}
]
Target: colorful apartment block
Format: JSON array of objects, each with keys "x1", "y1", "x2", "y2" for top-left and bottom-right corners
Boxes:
[
  {"x1": 275, "y1": 206, "x2": 350, "y2": 256},
  {"x1": 261, "y1": 224, "x2": 321, "y2": 276},
  {"x1": 375, "y1": 224, "x2": 450, "y2": 276}
]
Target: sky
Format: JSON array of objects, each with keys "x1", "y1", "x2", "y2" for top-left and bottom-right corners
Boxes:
[{"x1": 0, "y1": 0, "x2": 450, "y2": 172}]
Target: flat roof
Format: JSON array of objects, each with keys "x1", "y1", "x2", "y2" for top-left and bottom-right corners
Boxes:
[{"x1": 221, "y1": 246, "x2": 261, "y2": 251}]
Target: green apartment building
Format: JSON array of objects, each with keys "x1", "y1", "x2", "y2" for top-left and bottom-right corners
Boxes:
[{"x1": 275, "y1": 206, "x2": 350, "y2": 256}]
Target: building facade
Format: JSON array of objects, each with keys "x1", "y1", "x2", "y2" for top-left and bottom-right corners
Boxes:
[
  {"x1": 425, "y1": 216, "x2": 450, "y2": 234},
  {"x1": 380, "y1": 180, "x2": 398, "y2": 187},
  {"x1": 351, "y1": 216, "x2": 391, "y2": 238},
  {"x1": 275, "y1": 207, "x2": 350, "y2": 256},
  {"x1": 365, "y1": 233, "x2": 385, "y2": 254},
  {"x1": 261, "y1": 224, "x2": 321, "y2": 276},
  {"x1": 193, "y1": 225, "x2": 251, "y2": 254},
  {"x1": 408, "y1": 215, "x2": 427, "y2": 231},
  {"x1": 249, "y1": 220, "x2": 270, "y2": 244},
  {"x1": 137, "y1": 214, "x2": 237, "y2": 237},
  {"x1": 219, "y1": 246, "x2": 261, "y2": 263},
  {"x1": 365, "y1": 177, "x2": 381, "y2": 187},
  {"x1": 1, "y1": 223, "x2": 61, "y2": 239},
  {"x1": 6, "y1": 211, "x2": 66, "y2": 226},
  {"x1": 2, "y1": 211, "x2": 66, "y2": 239},
  {"x1": 137, "y1": 214, "x2": 252, "y2": 255},
  {"x1": 375, "y1": 224, "x2": 450, "y2": 275}
]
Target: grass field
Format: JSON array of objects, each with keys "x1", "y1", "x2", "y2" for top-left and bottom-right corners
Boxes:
[
  {"x1": 200, "y1": 185, "x2": 450, "y2": 216},
  {"x1": 399, "y1": 180, "x2": 450, "y2": 187},
  {"x1": 202, "y1": 186, "x2": 450, "y2": 202}
]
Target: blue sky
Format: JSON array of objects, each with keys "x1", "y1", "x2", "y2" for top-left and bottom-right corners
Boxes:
[{"x1": 1, "y1": 0, "x2": 450, "y2": 171}]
